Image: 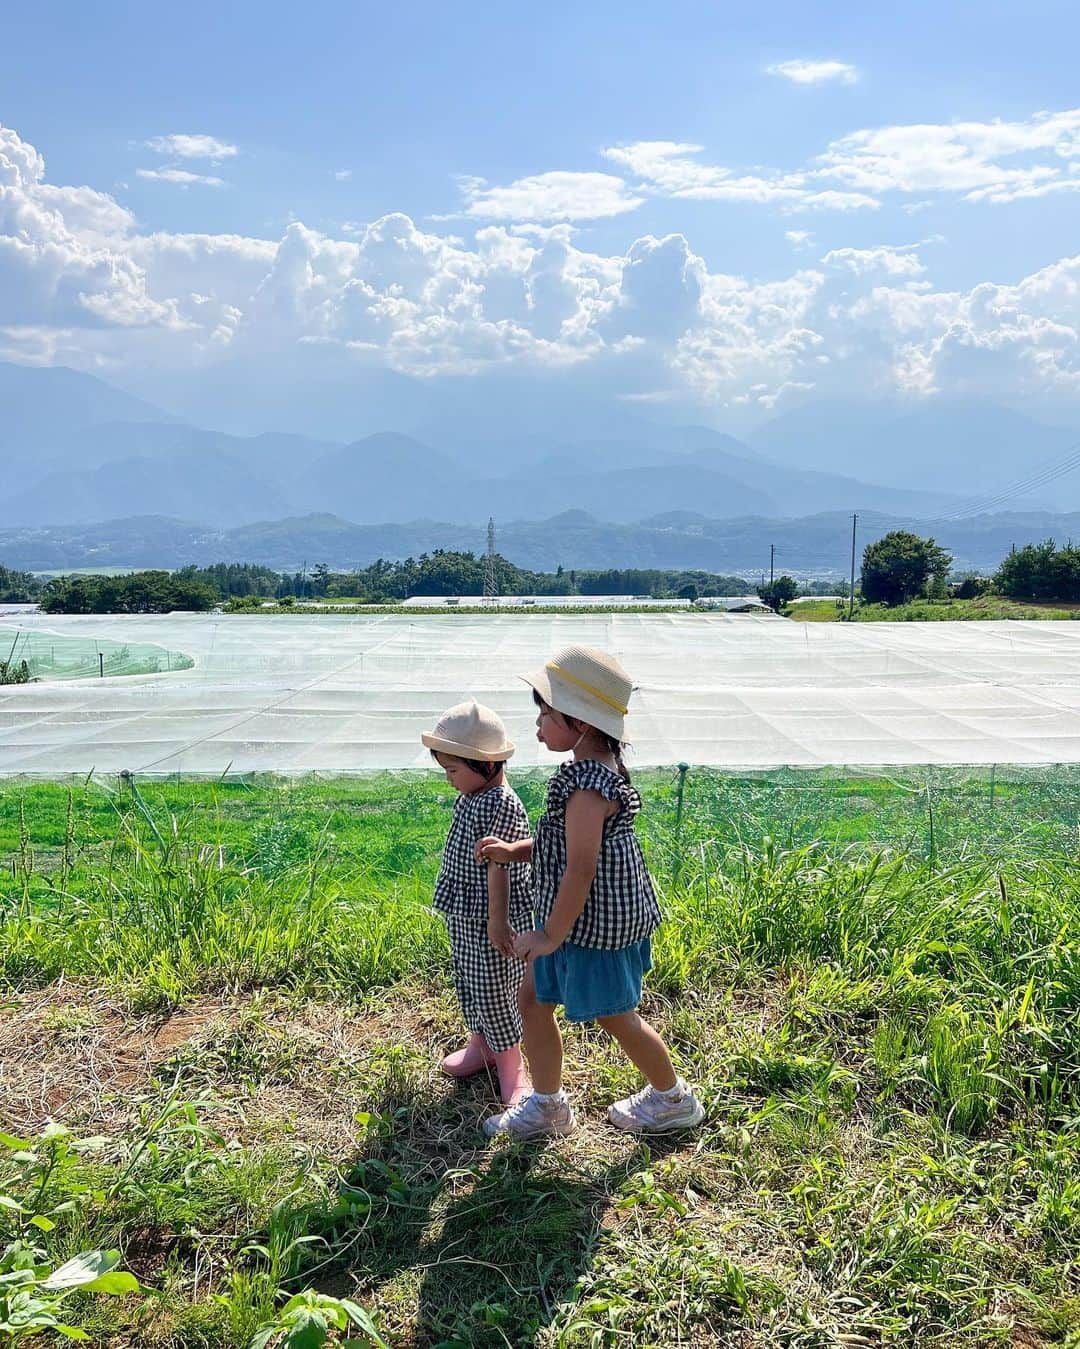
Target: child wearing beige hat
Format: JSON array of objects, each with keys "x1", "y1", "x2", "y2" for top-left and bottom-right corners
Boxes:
[
  {"x1": 421, "y1": 699, "x2": 532, "y2": 1107},
  {"x1": 476, "y1": 645, "x2": 704, "y2": 1139}
]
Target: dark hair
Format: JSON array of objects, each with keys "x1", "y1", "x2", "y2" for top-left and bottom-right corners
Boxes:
[
  {"x1": 429, "y1": 749, "x2": 501, "y2": 781},
  {"x1": 532, "y1": 689, "x2": 630, "y2": 781}
]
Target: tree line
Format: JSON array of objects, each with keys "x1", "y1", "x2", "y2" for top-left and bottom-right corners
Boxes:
[
  {"x1": 8, "y1": 538, "x2": 1079, "y2": 614},
  {"x1": 26, "y1": 556, "x2": 753, "y2": 613},
  {"x1": 762, "y1": 532, "x2": 1080, "y2": 612}
]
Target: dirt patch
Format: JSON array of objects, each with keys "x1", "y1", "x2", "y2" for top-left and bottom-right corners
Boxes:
[
  {"x1": 0, "y1": 986, "x2": 239, "y2": 1132},
  {"x1": 0, "y1": 982, "x2": 475, "y2": 1150}
]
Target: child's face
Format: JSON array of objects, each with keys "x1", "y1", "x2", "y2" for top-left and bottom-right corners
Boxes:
[
  {"x1": 434, "y1": 752, "x2": 493, "y2": 794},
  {"x1": 534, "y1": 698, "x2": 581, "y2": 753}
]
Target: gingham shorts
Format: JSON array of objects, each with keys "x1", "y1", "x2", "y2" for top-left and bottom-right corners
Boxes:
[{"x1": 444, "y1": 914, "x2": 525, "y2": 1052}]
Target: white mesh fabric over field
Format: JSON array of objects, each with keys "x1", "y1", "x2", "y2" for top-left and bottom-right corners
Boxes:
[{"x1": 1, "y1": 612, "x2": 1079, "y2": 773}]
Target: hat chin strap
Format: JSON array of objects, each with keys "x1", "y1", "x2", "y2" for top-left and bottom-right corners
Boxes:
[{"x1": 571, "y1": 728, "x2": 589, "y2": 753}]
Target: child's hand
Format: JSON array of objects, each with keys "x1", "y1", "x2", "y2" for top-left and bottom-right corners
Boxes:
[
  {"x1": 514, "y1": 928, "x2": 559, "y2": 962},
  {"x1": 475, "y1": 835, "x2": 513, "y2": 864},
  {"x1": 487, "y1": 916, "x2": 516, "y2": 959}
]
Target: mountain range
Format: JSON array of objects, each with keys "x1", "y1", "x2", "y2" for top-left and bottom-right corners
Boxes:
[
  {"x1": 2, "y1": 508, "x2": 1076, "y2": 577},
  {"x1": 7, "y1": 362, "x2": 1080, "y2": 532},
  {"x1": 4, "y1": 361, "x2": 1080, "y2": 577}
]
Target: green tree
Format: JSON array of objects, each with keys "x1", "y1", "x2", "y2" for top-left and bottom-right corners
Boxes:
[
  {"x1": 0, "y1": 565, "x2": 42, "y2": 603},
  {"x1": 994, "y1": 539, "x2": 1080, "y2": 602},
  {"x1": 311, "y1": 562, "x2": 331, "y2": 596},
  {"x1": 757, "y1": 575, "x2": 798, "y2": 612},
  {"x1": 860, "y1": 531, "x2": 952, "y2": 607}
]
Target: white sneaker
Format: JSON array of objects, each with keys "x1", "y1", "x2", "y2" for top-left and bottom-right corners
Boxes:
[
  {"x1": 607, "y1": 1080, "x2": 705, "y2": 1133},
  {"x1": 483, "y1": 1091, "x2": 576, "y2": 1139}
]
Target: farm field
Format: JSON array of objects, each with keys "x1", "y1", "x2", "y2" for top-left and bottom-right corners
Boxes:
[
  {"x1": 1, "y1": 767, "x2": 1079, "y2": 1347},
  {"x1": 4, "y1": 613, "x2": 1080, "y2": 772}
]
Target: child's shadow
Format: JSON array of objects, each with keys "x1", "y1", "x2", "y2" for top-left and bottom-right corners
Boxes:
[{"x1": 334, "y1": 1070, "x2": 660, "y2": 1347}]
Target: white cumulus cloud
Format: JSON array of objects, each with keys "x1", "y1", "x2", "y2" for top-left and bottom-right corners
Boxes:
[
  {"x1": 603, "y1": 141, "x2": 878, "y2": 211},
  {"x1": 458, "y1": 171, "x2": 645, "y2": 221},
  {"x1": 137, "y1": 167, "x2": 226, "y2": 187},
  {"x1": 768, "y1": 59, "x2": 859, "y2": 86},
  {"x1": 817, "y1": 108, "x2": 1080, "y2": 202},
  {"x1": 5, "y1": 122, "x2": 1080, "y2": 419},
  {"x1": 145, "y1": 133, "x2": 238, "y2": 160}
]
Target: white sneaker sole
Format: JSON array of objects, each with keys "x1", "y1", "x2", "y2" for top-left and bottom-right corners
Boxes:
[{"x1": 607, "y1": 1099, "x2": 706, "y2": 1133}]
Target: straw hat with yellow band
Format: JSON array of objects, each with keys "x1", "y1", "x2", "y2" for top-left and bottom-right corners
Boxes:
[{"x1": 520, "y1": 644, "x2": 632, "y2": 743}]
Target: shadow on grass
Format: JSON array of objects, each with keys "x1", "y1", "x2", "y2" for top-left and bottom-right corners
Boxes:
[{"x1": 301, "y1": 1065, "x2": 683, "y2": 1348}]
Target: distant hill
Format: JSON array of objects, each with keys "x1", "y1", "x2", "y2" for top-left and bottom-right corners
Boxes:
[
  {"x1": 3, "y1": 509, "x2": 1077, "y2": 576},
  {"x1": 6, "y1": 364, "x2": 966, "y2": 528},
  {"x1": 749, "y1": 398, "x2": 1080, "y2": 506},
  {"x1": 0, "y1": 362, "x2": 178, "y2": 450},
  {"x1": 7, "y1": 449, "x2": 292, "y2": 527},
  {"x1": 7, "y1": 362, "x2": 1080, "y2": 532}
]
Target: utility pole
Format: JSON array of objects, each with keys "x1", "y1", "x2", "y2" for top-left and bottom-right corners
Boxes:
[
  {"x1": 848, "y1": 513, "x2": 858, "y2": 619},
  {"x1": 769, "y1": 544, "x2": 775, "y2": 587}
]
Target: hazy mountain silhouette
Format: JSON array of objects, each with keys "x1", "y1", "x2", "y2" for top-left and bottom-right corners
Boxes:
[
  {"x1": 6, "y1": 362, "x2": 1080, "y2": 534},
  {"x1": 8, "y1": 450, "x2": 292, "y2": 527},
  {"x1": 749, "y1": 398, "x2": 1080, "y2": 505}
]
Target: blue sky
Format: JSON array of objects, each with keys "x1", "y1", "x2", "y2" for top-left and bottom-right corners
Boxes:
[{"x1": 4, "y1": 0, "x2": 1080, "y2": 434}]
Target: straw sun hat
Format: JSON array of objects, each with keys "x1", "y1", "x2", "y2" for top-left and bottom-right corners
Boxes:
[
  {"x1": 521, "y1": 644, "x2": 632, "y2": 743},
  {"x1": 421, "y1": 699, "x2": 515, "y2": 762}
]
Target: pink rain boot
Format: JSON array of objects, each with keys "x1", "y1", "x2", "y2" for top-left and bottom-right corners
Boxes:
[
  {"x1": 440, "y1": 1033, "x2": 494, "y2": 1079},
  {"x1": 492, "y1": 1045, "x2": 531, "y2": 1106}
]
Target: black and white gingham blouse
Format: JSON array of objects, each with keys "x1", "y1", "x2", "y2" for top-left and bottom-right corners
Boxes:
[
  {"x1": 533, "y1": 760, "x2": 662, "y2": 951},
  {"x1": 432, "y1": 783, "x2": 533, "y2": 924}
]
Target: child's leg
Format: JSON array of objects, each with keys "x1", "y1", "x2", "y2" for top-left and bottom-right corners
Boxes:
[
  {"x1": 472, "y1": 939, "x2": 530, "y2": 1106},
  {"x1": 596, "y1": 1011, "x2": 677, "y2": 1092},
  {"x1": 599, "y1": 1008, "x2": 705, "y2": 1132},
  {"x1": 519, "y1": 961, "x2": 564, "y2": 1094},
  {"x1": 441, "y1": 917, "x2": 495, "y2": 1075}
]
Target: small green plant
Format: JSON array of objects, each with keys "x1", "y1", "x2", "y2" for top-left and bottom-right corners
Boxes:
[
  {"x1": 0, "y1": 1244, "x2": 139, "y2": 1344},
  {"x1": 249, "y1": 1289, "x2": 388, "y2": 1349},
  {"x1": 0, "y1": 1125, "x2": 141, "y2": 1344}
]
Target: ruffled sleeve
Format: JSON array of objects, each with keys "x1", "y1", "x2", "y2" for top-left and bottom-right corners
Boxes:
[{"x1": 545, "y1": 760, "x2": 634, "y2": 820}]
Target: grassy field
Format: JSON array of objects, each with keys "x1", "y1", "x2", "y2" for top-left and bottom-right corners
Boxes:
[
  {"x1": 788, "y1": 596, "x2": 1080, "y2": 622},
  {"x1": 1, "y1": 767, "x2": 1079, "y2": 1347}
]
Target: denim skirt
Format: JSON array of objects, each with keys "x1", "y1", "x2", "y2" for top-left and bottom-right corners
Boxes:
[{"x1": 533, "y1": 937, "x2": 653, "y2": 1023}]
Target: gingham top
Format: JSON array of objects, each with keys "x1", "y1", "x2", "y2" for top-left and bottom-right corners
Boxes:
[
  {"x1": 432, "y1": 783, "x2": 533, "y2": 924},
  {"x1": 533, "y1": 760, "x2": 662, "y2": 951}
]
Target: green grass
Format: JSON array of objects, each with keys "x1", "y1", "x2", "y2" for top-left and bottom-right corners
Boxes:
[
  {"x1": 788, "y1": 595, "x2": 1080, "y2": 622},
  {"x1": 2, "y1": 769, "x2": 1080, "y2": 1346}
]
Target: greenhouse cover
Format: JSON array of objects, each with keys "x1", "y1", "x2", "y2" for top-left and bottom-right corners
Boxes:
[{"x1": 1, "y1": 612, "x2": 1079, "y2": 774}]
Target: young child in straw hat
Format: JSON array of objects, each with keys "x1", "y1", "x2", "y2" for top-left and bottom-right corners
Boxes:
[
  {"x1": 475, "y1": 645, "x2": 704, "y2": 1139},
  {"x1": 421, "y1": 700, "x2": 532, "y2": 1107}
]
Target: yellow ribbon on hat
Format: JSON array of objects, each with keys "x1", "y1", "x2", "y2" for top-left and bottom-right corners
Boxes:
[{"x1": 545, "y1": 661, "x2": 629, "y2": 716}]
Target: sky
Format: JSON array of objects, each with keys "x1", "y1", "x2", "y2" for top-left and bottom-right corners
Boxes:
[{"x1": 3, "y1": 0, "x2": 1080, "y2": 436}]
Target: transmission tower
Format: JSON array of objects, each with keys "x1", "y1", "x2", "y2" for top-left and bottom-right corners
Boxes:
[{"x1": 483, "y1": 517, "x2": 498, "y2": 602}]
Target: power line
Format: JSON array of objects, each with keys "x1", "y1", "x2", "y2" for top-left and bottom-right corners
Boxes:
[{"x1": 940, "y1": 442, "x2": 1080, "y2": 521}]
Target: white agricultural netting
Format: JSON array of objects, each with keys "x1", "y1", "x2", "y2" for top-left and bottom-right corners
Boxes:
[
  {"x1": 1, "y1": 612, "x2": 1079, "y2": 774},
  {"x1": 0, "y1": 629, "x2": 193, "y2": 681}
]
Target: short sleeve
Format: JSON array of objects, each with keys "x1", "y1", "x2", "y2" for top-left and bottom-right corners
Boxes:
[
  {"x1": 475, "y1": 787, "x2": 530, "y2": 867},
  {"x1": 546, "y1": 760, "x2": 628, "y2": 819}
]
